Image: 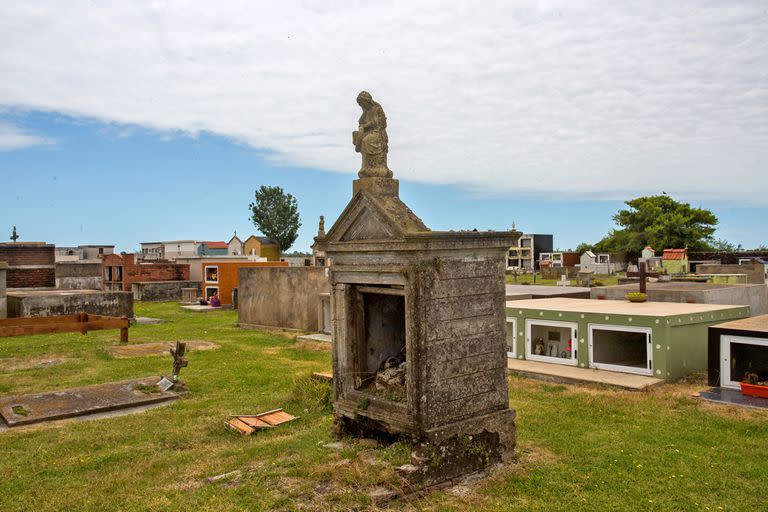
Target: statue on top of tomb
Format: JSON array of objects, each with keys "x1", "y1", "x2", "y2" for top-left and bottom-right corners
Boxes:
[{"x1": 353, "y1": 91, "x2": 392, "y2": 178}]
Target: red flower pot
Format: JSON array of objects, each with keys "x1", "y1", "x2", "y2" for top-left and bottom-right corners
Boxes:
[{"x1": 740, "y1": 382, "x2": 768, "y2": 399}]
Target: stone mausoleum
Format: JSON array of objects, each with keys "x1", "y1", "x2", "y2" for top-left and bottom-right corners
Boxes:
[{"x1": 317, "y1": 92, "x2": 519, "y2": 482}]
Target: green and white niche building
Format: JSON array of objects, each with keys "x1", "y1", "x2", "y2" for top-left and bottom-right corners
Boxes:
[{"x1": 505, "y1": 298, "x2": 750, "y2": 381}]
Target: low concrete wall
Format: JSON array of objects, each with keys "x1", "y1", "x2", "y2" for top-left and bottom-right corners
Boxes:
[
  {"x1": 6, "y1": 289, "x2": 134, "y2": 318},
  {"x1": 0, "y1": 262, "x2": 7, "y2": 319},
  {"x1": 592, "y1": 282, "x2": 768, "y2": 316},
  {"x1": 132, "y1": 281, "x2": 201, "y2": 301},
  {"x1": 696, "y1": 263, "x2": 764, "y2": 284},
  {"x1": 238, "y1": 266, "x2": 330, "y2": 331},
  {"x1": 55, "y1": 261, "x2": 103, "y2": 290}
]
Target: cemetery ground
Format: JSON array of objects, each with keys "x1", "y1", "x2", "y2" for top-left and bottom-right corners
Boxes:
[{"x1": 0, "y1": 303, "x2": 765, "y2": 512}]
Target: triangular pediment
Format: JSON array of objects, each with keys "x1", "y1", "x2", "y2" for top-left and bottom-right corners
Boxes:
[
  {"x1": 340, "y1": 206, "x2": 398, "y2": 241},
  {"x1": 324, "y1": 192, "x2": 407, "y2": 243}
]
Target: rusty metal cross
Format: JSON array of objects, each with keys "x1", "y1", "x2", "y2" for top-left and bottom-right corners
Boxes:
[{"x1": 169, "y1": 341, "x2": 188, "y2": 382}]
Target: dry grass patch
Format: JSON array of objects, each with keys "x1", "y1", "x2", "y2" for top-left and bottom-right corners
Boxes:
[
  {"x1": 294, "y1": 340, "x2": 332, "y2": 352},
  {"x1": 0, "y1": 356, "x2": 69, "y2": 372}
]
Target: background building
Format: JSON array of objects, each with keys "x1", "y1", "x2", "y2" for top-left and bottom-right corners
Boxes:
[
  {"x1": 507, "y1": 233, "x2": 553, "y2": 271},
  {"x1": 243, "y1": 235, "x2": 280, "y2": 261}
]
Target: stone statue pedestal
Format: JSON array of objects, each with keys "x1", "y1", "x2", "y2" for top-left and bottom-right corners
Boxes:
[{"x1": 353, "y1": 177, "x2": 399, "y2": 198}]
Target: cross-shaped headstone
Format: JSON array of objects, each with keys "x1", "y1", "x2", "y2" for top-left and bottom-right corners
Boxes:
[{"x1": 10, "y1": 226, "x2": 19, "y2": 242}]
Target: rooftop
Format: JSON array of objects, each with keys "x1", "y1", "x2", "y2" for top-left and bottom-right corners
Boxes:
[
  {"x1": 663, "y1": 248, "x2": 688, "y2": 260},
  {"x1": 712, "y1": 314, "x2": 768, "y2": 334},
  {"x1": 506, "y1": 297, "x2": 747, "y2": 317}
]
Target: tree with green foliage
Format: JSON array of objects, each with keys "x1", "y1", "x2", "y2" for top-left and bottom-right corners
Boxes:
[
  {"x1": 710, "y1": 239, "x2": 743, "y2": 252},
  {"x1": 249, "y1": 185, "x2": 301, "y2": 254},
  {"x1": 592, "y1": 194, "x2": 718, "y2": 257}
]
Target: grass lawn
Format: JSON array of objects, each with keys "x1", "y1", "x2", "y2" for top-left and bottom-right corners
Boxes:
[
  {"x1": 0, "y1": 302, "x2": 765, "y2": 511},
  {"x1": 505, "y1": 273, "x2": 620, "y2": 287}
]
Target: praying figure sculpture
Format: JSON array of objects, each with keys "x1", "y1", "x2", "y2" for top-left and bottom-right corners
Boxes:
[{"x1": 353, "y1": 91, "x2": 392, "y2": 178}]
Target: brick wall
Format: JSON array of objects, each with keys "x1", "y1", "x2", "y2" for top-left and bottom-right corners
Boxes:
[
  {"x1": 102, "y1": 253, "x2": 190, "y2": 292},
  {"x1": 0, "y1": 243, "x2": 56, "y2": 288}
]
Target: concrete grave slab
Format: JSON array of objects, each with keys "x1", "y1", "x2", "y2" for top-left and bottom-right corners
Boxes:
[
  {"x1": 108, "y1": 340, "x2": 219, "y2": 358},
  {"x1": 0, "y1": 377, "x2": 178, "y2": 427},
  {"x1": 133, "y1": 316, "x2": 163, "y2": 325},
  {"x1": 180, "y1": 305, "x2": 227, "y2": 312},
  {"x1": 697, "y1": 387, "x2": 768, "y2": 410},
  {"x1": 508, "y1": 358, "x2": 663, "y2": 390},
  {"x1": 296, "y1": 333, "x2": 331, "y2": 344}
]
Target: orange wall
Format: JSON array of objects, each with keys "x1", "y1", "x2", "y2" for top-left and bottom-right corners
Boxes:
[{"x1": 201, "y1": 261, "x2": 288, "y2": 305}]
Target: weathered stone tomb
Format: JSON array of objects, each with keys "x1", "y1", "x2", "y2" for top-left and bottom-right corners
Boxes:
[{"x1": 317, "y1": 92, "x2": 520, "y2": 482}]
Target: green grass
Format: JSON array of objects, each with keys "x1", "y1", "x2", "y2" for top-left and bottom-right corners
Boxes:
[{"x1": 0, "y1": 302, "x2": 766, "y2": 511}]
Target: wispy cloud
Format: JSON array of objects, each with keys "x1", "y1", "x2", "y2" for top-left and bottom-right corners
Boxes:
[
  {"x1": 0, "y1": 1, "x2": 766, "y2": 202},
  {"x1": 0, "y1": 122, "x2": 55, "y2": 151}
]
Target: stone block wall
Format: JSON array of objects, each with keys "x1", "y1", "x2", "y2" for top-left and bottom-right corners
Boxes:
[
  {"x1": 132, "y1": 280, "x2": 201, "y2": 301},
  {"x1": 0, "y1": 243, "x2": 56, "y2": 288},
  {"x1": 238, "y1": 266, "x2": 330, "y2": 330},
  {"x1": 6, "y1": 290, "x2": 134, "y2": 318},
  {"x1": 696, "y1": 263, "x2": 764, "y2": 284},
  {"x1": 0, "y1": 262, "x2": 7, "y2": 319},
  {"x1": 56, "y1": 261, "x2": 103, "y2": 289}
]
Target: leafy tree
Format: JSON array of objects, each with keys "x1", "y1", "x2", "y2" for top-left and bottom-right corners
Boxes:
[
  {"x1": 575, "y1": 242, "x2": 594, "y2": 254},
  {"x1": 710, "y1": 239, "x2": 743, "y2": 252},
  {"x1": 249, "y1": 185, "x2": 301, "y2": 253},
  {"x1": 592, "y1": 194, "x2": 718, "y2": 257}
]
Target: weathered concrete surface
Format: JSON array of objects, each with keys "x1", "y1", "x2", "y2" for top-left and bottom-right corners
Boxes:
[
  {"x1": 6, "y1": 289, "x2": 134, "y2": 318},
  {"x1": 0, "y1": 261, "x2": 6, "y2": 319},
  {"x1": 133, "y1": 316, "x2": 163, "y2": 325},
  {"x1": 592, "y1": 282, "x2": 767, "y2": 316},
  {"x1": 507, "y1": 358, "x2": 663, "y2": 390},
  {"x1": 296, "y1": 333, "x2": 332, "y2": 344},
  {"x1": 696, "y1": 263, "x2": 764, "y2": 284},
  {"x1": 181, "y1": 304, "x2": 228, "y2": 312},
  {"x1": 0, "y1": 377, "x2": 178, "y2": 427},
  {"x1": 132, "y1": 280, "x2": 201, "y2": 301},
  {"x1": 55, "y1": 261, "x2": 102, "y2": 290},
  {"x1": 238, "y1": 266, "x2": 330, "y2": 331},
  {"x1": 108, "y1": 340, "x2": 219, "y2": 358},
  {"x1": 505, "y1": 284, "x2": 590, "y2": 299}
]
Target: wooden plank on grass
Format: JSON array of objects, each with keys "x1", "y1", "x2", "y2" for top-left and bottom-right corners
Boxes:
[{"x1": 225, "y1": 418, "x2": 255, "y2": 435}]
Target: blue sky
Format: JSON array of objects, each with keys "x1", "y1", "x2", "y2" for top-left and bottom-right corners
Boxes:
[
  {"x1": 1, "y1": 2, "x2": 766, "y2": 252},
  {"x1": 0, "y1": 111, "x2": 765, "y2": 253}
]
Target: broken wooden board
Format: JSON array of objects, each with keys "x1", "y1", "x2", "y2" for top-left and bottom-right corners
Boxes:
[
  {"x1": 0, "y1": 377, "x2": 178, "y2": 427},
  {"x1": 225, "y1": 408, "x2": 299, "y2": 435},
  {"x1": 311, "y1": 371, "x2": 333, "y2": 383}
]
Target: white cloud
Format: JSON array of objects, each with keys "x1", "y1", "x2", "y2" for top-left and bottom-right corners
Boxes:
[
  {"x1": 0, "y1": 1, "x2": 766, "y2": 202},
  {"x1": 0, "y1": 121, "x2": 54, "y2": 151}
]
